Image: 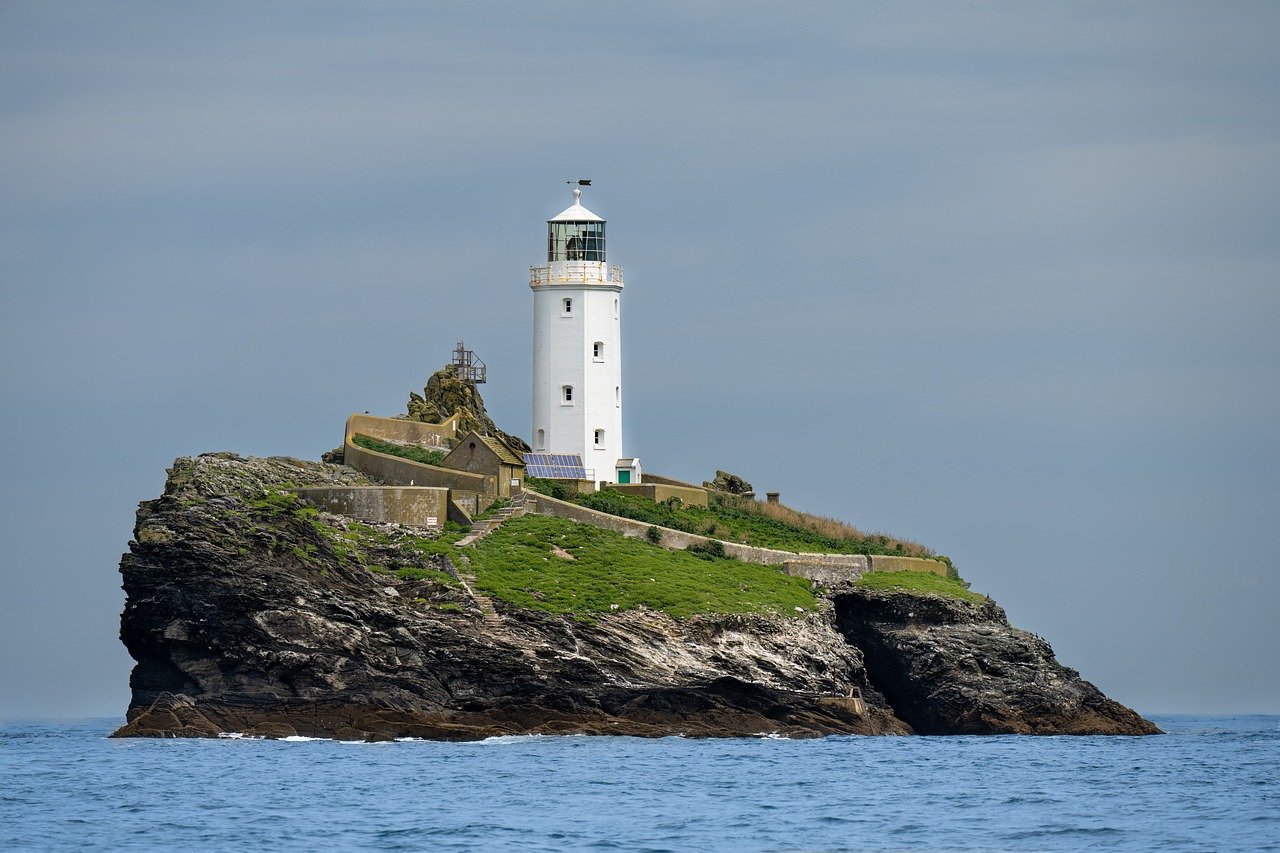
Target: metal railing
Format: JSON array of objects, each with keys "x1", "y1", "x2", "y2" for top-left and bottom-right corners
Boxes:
[{"x1": 530, "y1": 264, "x2": 624, "y2": 286}]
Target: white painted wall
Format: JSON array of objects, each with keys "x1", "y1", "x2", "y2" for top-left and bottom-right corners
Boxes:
[{"x1": 531, "y1": 258, "x2": 623, "y2": 483}]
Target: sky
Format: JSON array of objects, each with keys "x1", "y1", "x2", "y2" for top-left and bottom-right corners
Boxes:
[{"x1": 2, "y1": 1, "x2": 1277, "y2": 719}]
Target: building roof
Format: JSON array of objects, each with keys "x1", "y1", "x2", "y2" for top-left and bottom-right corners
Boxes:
[
  {"x1": 548, "y1": 188, "x2": 604, "y2": 223},
  {"x1": 476, "y1": 434, "x2": 525, "y2": 467}
]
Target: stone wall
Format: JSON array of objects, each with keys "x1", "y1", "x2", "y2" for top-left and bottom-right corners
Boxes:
[
  {"x1": 603, "y1": 482, "x2": 709, "y2": 507},
  {"x1": 294, "y1": 486, "x2": 449, "y2": 529}
]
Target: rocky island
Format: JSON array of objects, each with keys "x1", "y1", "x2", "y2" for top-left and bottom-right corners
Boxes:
[{"x1": 114, "y1": 449, "x2": 1158, "y2": 740}]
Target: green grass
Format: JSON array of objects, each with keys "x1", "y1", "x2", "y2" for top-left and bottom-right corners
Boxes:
[
  {"x1": 468, "y1": 514, "x2": 817, "y2": 619},
  {"x1": 351, "y1": 434, "x2": 447, "y2": 467},
  {"x1": 855, "y1": 570, "x2": 986, "y2": 603},
  {"x1": 562, "y1": 488, "x2": 925, "y2": 557},
  {"x1": 393, "y1": 566, "x2": 460, "y2": 585}
]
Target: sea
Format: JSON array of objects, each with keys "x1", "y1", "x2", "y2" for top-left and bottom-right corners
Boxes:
[{"x1": 2, "y1": 715, "x2": 1276, "y2": 852}]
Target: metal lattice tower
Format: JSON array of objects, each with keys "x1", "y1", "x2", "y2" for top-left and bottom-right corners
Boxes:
[{"x1": 451, "y1": 342, "x2": 486, "y2": 384}]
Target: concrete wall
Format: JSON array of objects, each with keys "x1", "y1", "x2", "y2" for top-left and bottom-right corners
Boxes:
[
  {"x1": 345, "y1": 412, "x2": 459, "y2": 449},
  {"x1": 603, "y1": 482, "x2": 709, "y2": 508},
  {"x1": 449, "y1": 492, "x2": 480, "y2": 522},
  {"x1": 866, "y1": 555, "x2": 950, "y2": 576},
  {"x1": 344, "y1": 440, "x2": 491, "y2": 494},
  {"x1": 294, "y1": 486, "x2": 449, "y2": 529},
  {"x1": 641, "y1": 472, "x2": 704, "y2": 490}
]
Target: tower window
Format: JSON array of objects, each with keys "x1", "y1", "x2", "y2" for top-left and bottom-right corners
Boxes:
[
  {"x1": 615, "y1": 385, "x2": 620, "y2": 407},
  {"x1": 536, "y1": 429, "x2": 545, "y2": 450},
  {"x1": 593, "y1": 341, "x2": 604, "y2": 360},
  {"x1": 562, "y1": 385, "x2": 573, "y2": 404},
  {"x1": 594, "y1": 429, "x2": 605, "y2": 447},
  {"x1": 562, "y1": 298, "x2": 572, "y2": 315},
  {"x1": 614, "y1": 299, "x2": 618, "y2": 319}
]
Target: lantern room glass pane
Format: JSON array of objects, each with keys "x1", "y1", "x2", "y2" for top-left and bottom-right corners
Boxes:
[{"x1": 548, "y1": 221, "x2": 606, "y2": 261}]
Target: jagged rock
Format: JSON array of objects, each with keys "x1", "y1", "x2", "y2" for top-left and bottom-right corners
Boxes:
[
  {"x1": 703, "y1": 470, "x2": 754, "y2": 496},
  {"x1": 113, "y1": 453, "x2": 1156, "y2": 740},
  {"x1": 406, "y1": 365, "x2": 530, "y2": 453},
  {"x1": 320, "y1": 446, "x2": 344, "y2": 464},
  {"x1": 833, "y1": 588, "x2": 1160, "y2": 735}
]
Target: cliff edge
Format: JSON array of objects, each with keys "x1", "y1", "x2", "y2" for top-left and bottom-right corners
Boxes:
[{"x1": 115, "y1": 453, "x2": 1157, "y2": 739}]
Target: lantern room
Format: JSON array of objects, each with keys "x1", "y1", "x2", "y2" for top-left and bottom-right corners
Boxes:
[{"x1": 547, "y1": 187, "x2": 606, "y2": 262}]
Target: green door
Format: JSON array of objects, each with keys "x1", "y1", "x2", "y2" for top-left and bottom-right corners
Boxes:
[{"x1": 618, "y1": 470, "x2": 631, "y2": 484}]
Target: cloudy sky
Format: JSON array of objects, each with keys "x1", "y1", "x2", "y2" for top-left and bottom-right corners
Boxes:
[{"x1": 2, "y1": 2, "x2": 1277, "y2": 718}]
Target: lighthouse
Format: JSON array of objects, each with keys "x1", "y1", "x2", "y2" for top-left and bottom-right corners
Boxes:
[{"x1": 530, "y1": 186, "x2": 629, "y2": 484}]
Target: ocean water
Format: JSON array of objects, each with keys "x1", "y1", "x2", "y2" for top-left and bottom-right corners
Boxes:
[{"x1": 2, "y1": 715, "x2": 1276, "y2": 852}]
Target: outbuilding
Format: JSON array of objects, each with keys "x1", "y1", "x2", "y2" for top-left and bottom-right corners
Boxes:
[{"x1": 441, "y1": 430, "x2": 526, "y2": 498}]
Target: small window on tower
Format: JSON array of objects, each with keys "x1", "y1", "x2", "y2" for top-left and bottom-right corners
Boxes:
[
  {"x1": 593, "y1": 341, "x2": 603, "y2": 360},
  {"x1": 536, "y1": 429, "x2": 545, "y2": 450},
  {"x1": 594, "y1": 429, "x2": 605, "y2": 447},
  {"x1": 614, "y1": 298, "x2": 619, "y2": 319},
  {"x1": 615, "y1": 385, "x2": 620, "y2": 407},
  {"x1": 562, "y1": 385, "x2": 573, "y2": 404},
  {"x1": 562, "y1": 298, "x2": 573, "y2": 315}
]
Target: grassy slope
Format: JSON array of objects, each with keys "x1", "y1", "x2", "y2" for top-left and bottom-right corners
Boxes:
[
  {"x1": 544, "y1": 486, "x2": 933, "y2": 558},
  {"x1": 468, "y1": 514, "x2": 817, "y2": 619},
  {"x1": 252, "y1": 491, "x2": 816, "y2": 620},
  {"x1": 855, "y1": 570, "x2": 985, "y2": 603}
]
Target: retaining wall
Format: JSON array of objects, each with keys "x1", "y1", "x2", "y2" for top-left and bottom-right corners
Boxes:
[
  {"x1": 526, "y1": 492, "x2": 949, "y2": 584},
  {"x1": 294, "y1": 486, "x2": 449, "y2": 529},
  {"x1": 603, "y1": 482, "x2": 709, "y2": 507},
  {"x1": 866, "y1": 555, "x2": 950, "y2": 576},
  {"x1": 344, "y1": 438, "x2": 491, "y2": 494},
  {"x1": 526, "y1": 492, "x2": 915, "y2": 582},
  {"x1": 641, "y1": 472, "x2": 705, "y2": 490}
]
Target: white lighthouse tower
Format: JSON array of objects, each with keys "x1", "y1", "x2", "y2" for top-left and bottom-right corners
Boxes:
[{"x1": 530, "y1": 186, "x2": 628, "y2": 484}]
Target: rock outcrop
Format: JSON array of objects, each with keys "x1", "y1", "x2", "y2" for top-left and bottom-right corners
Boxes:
[
  {"x1": 833, "y1": 589, "x2": 1159, "y2": 735},
  {"x1": 703, "y1": 470, "x2": 754, "y2": 496},
  {"x1": 115, "y1": 453, "x2": 1157, "y2": 740},
  {"x1": 407, "y1": 365, "x2": 530, "y2": 454}
]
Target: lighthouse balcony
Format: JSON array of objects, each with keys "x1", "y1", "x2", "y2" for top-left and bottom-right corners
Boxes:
[{"x1": 530, "y1": 263, "x2": 623, "y2": 287}]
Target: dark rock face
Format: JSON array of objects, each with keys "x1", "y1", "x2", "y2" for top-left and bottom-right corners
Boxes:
[
  {"x1": 116, "y1": 454, "x2": 904, "y2": 740},
  {"x1": 833, "y1": 588, "x2": 1160, "y2": 735},
  {"x1": 116, "y1": 453, "x2": 1157, "y2": 740}
]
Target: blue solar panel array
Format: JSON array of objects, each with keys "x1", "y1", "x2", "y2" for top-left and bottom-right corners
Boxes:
[{"x1": 523, "y1": 453, "x2": 587, "y2": 479}]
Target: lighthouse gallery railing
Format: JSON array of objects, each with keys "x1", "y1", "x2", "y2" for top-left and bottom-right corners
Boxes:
[{"x1": 530, "y1": 264, "x2": 624, "y2": 286}]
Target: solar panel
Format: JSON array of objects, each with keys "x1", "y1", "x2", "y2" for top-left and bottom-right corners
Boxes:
[{"x1": 523, "y1": 452, "x2": 587, "y2": 479}]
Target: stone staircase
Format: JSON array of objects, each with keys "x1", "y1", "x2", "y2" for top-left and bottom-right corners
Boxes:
[{"x1": 455, "y1": 491, "x2": 527, "y2": 547}]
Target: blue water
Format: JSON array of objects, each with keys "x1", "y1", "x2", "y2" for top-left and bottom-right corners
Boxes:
[{"x1": 2, "y1": 716, "x2": 1276, "y2": 851}]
